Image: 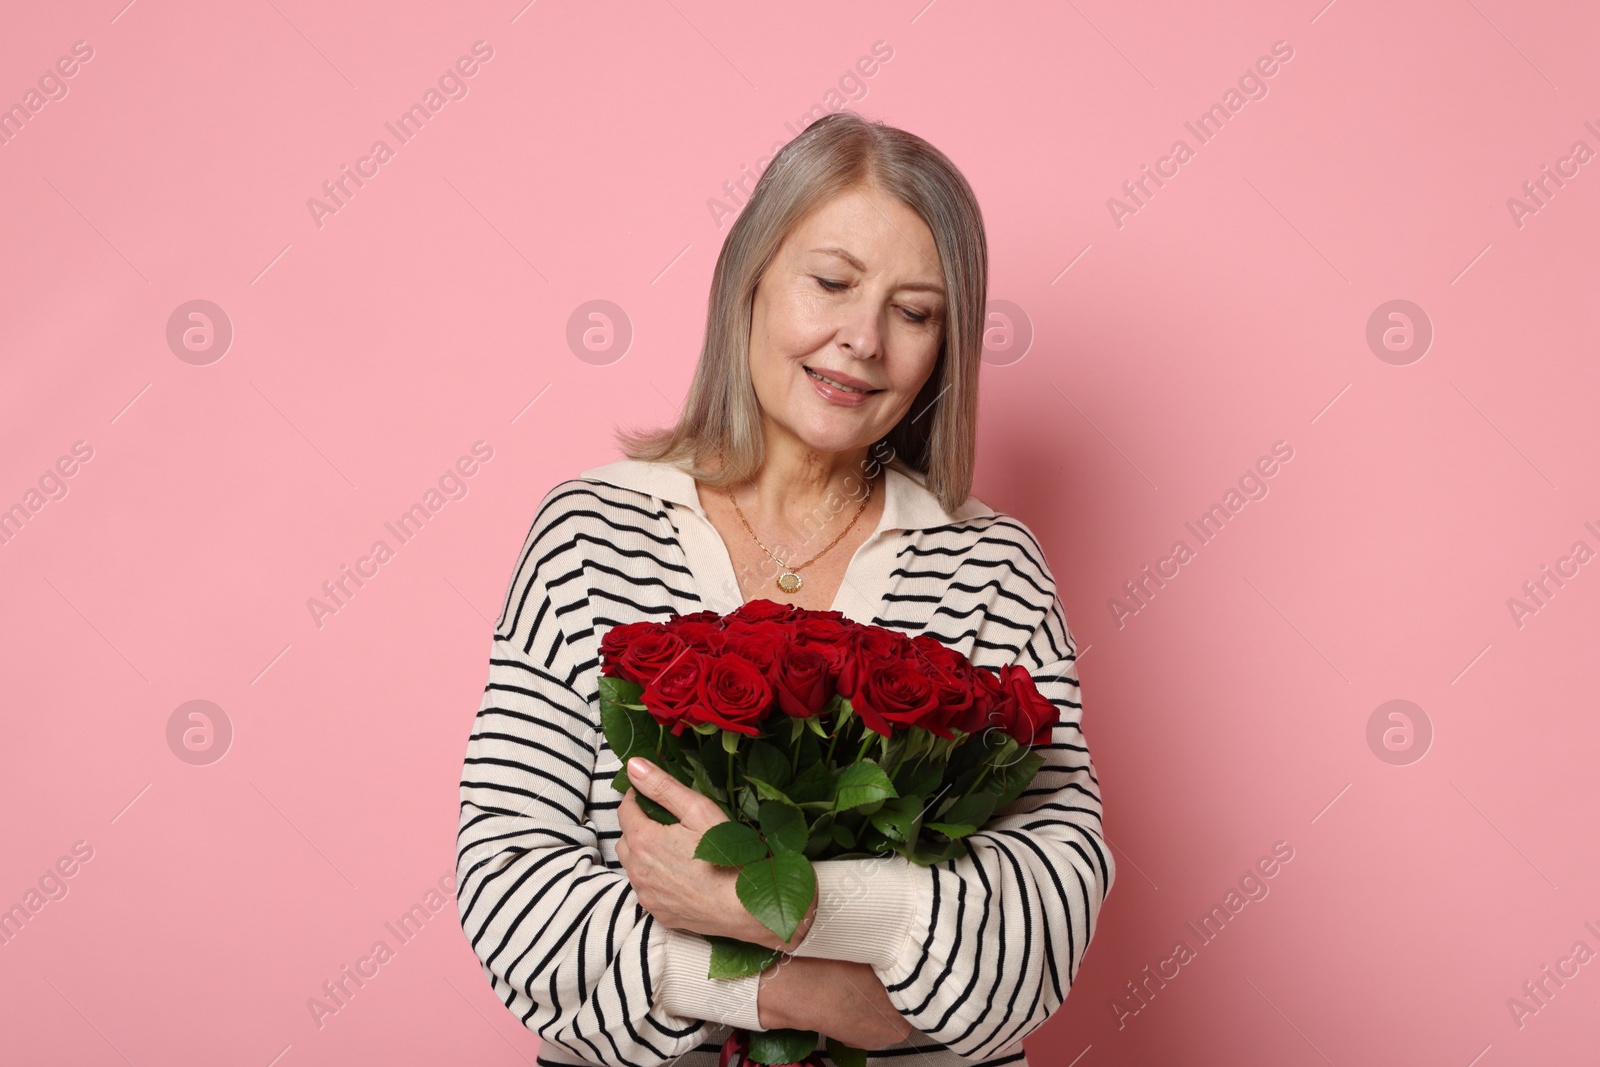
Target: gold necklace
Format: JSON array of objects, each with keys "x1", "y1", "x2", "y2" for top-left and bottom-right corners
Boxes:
[{"x1": 725, "y1": 471, "x2": 877, "y2": 594}]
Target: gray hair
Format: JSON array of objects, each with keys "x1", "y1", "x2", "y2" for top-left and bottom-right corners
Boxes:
[{"x1": 613, "y1": 109, "x2": 988, "y2": 516}]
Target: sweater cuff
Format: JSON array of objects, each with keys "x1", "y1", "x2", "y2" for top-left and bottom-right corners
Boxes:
[
  {"x1": 787, "y1": 855, "x2": 921, "y2": 969},
  {"x1": 656, "y1": 924, "x2": 765, "y2": 1031}
]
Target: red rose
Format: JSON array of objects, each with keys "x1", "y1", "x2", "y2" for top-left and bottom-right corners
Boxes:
[
  {"x1": 723, "y1": 621, "x2": 791, "y2": 681},
  {"x1": 851, "y1": 659, "x2": 939, "y2": 738},
  {"x1": 908, "y1": 635, "x2": 980, "y2": 738},
  {"x1": 668, "y1": 619, "x2": 729, "y2": 654},
  {"x1": 970, "y1": 666, "x2": 1008, "y2": 739},
  {"x1": 599, "y1": 621, "x2": 662, "y2": 680},
  {"x1": 834, "y1": 625, "x2": 912, "y2": 700},
  {"x1": 728, "y1": 598, "x2": 797, "y2": 624},
  {"x1": 639, "y1": 650, "x2": 711, "y2": 736},
  {"x1": 773, "y1": 646, "x2": 831, "y2": 719},
  {"x1": 696, "y1": 653, "x2": 773, "y2": 736},
  {"x1": 996, "y1": 664, "x2": 1059, "y2": 746},
  {"x1": 672, "y1": 609, "x2": 722, "y2": 626},
  {"x1": 617, "y1": 628, "x2": 691, "y2": 688},
  {"x1": 792, "y1": 611, "x2": 850, "y2": 642}
]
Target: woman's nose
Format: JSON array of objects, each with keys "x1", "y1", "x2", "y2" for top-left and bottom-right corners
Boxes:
[{"x1": 834, "y1": 300, "x2": 884, "y2": 359}]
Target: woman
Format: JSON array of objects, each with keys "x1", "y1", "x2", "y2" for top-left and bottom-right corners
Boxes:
[{"x1": 455, "y1": 111, "x2": 1113, "y2": 1067}]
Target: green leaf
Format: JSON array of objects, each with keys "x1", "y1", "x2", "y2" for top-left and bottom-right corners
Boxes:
[
  {"x1": 892, "y1": 758, "x2": 944, "y2": 800},
  {"x1": 682, "y1": 753, "x2": 723, "y2": 805},
  {"x1": 746, "y1": 741, "x2": 792, "y2": 790},
  {"x1": 804, "y1": 812, "x2": 835, "y2": 858},
  {"x1": 833, "y1": 762, "x2": 897, "y2": 812},
  {"x1": 759, "y1": 801, "x2": 808, "y2": 854},
  {"x1": 735, "y1": 851, "x2": 817, "y2": 943},
  {"x1": 600, "y1": 699, "x2": 657, "y2": 764},
  {"x1": 744, "y1": 775, "x2": 798, "y2": 807},
  {"x1": 991, "y1": 749, "x2": 1045, "y2": 811},
  {"x1": 938, "y1": 793, "x2": 996, "y2": 827},
  {"x1": 868, "y1": 794, "x2": 923, "y2": 844},
  {"x1": 909, "y1": 835, "x2": 969, "y2": 865},
  {"x1": 826, "y1": 1037, "x2": 868, "y2": 1067},
  {"x1": 805, "y1": 714, "x2": 829, "y2": 739},
  {"x1": 856, "y1": 823, "x2": 892, "y2": 856},
  {"x1": 925, "y1": 821, "x2": 977, "y2": 840},
  {"x1": 635, "y1": 791, "x2": 677, "y2": 825},
  {"x1": 596, "y1": 675, "x2": 643, "y2": 706},
  {"x1": 705, "y1": 935, "x2": 783, "y2": 979},
  {"x1": 695, "y1": 821, "x2": 769, "y2": 867},
  {"x1": 787, "y1": 760, "x2": 834, "y2": 805},
  {"x1": 830, "y1": 821, "x2": 856, "y2": 848},
  {"x1": 748, "y1": 1028, "x2": 818, "y2": 1066}
]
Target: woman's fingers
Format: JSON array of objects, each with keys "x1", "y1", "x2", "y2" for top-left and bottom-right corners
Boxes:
[{"x1": 627, "y1": 758, "x2": 728, "y2": 829}]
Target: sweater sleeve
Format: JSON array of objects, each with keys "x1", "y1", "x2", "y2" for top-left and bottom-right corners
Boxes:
[
  {"x1": 455, "y1": 486, "x2": 764, "y2": 1067},
  {"x1": 786, "y1": 595, "x2": 1115, "y2": 1061}
]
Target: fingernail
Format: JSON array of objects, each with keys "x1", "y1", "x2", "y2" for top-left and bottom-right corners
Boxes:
[{"x1": 629, "y1": 757, "x2": 653, "y2": 777}]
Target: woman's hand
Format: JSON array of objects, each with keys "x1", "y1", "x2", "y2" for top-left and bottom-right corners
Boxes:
[
  {"x1": 617, "y1": 756, "x2": 819, "y2": 947},
  {"x1": 758, "y1": 955, "x2": 912, "y2": 1050}
]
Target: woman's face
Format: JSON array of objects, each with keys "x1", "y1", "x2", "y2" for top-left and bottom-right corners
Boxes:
[{"x1": 747, "y1": 183, "x2": 948, "y2": 462}]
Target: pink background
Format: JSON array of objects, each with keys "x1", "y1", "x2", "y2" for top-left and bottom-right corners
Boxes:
[{"x1": 3, "y1": 1, "x2": 1597, "y2": 1064}]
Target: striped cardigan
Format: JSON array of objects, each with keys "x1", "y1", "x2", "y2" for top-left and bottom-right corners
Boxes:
[{"x1": 455, "y1": 456, "x2": 1114, "y2": 1067}]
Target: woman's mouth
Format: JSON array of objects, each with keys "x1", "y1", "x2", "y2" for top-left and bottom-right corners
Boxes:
[{"x1": 803, "y1": 366, "x2": 881, "y2": 394}]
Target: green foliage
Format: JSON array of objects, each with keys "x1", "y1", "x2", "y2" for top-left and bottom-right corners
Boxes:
[
  {"x1": 746, "y1": 740, "x2": 792, "y2": 790},
  {"x1": 833, "y1": 762, "x2": 897, "y2": 811},
  {"x1": 826, "y1": 1037, "x2": 867, "y2": 1067},
  {"x1": 786, "y1": 760, "x2": 835, "y2": 806},
  {"x1": 938, "y1": 792, "x2": 996, "y2": 827},
  {"x1": 868, "y1": 795, "x2": 923, "y2": 844},
  {"x1": 705, "y1": 935, "x2": 783, "y2": 979},
  {"x1": 759, "y1": 801, "x2": 808, "y2": 854},
  {"x1": 748, "y1": 1028, "x2": 818, "y2": 1066},
  {"x1": 695, "y1": 821, "x2": 769, "y2": 867},
  {"x1": 736, "y1": 851, "x2": 816, "y2": 943},
  {"x1": 614, "y1": 663, "x2": 1056, "y2": 1063}
]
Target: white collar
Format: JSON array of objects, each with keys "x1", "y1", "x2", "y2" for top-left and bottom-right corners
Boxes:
[{"x1": 576, "y1": 455, "x2": 994, "y2": 533}]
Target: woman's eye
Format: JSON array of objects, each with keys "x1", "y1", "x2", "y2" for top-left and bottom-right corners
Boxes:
[{"x1": 814, "y1": 276, "x2": 933, "y2": 324}]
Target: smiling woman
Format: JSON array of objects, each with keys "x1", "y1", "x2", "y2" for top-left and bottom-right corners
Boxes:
[{"x1": 455, "y1": 110, "x2": 1113, "y2": 1067}]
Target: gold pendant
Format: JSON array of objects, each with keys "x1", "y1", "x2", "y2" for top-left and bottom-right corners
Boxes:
[{"x1": 776, "y1": 571, "x2": 802, "y2": 593}]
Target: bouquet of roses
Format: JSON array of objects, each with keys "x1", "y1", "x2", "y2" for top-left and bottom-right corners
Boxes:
[{"x1": 598, "y1": 599, "x2": 1060, "y2": 1067}]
